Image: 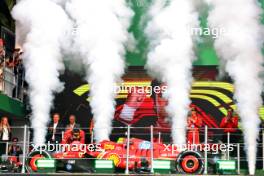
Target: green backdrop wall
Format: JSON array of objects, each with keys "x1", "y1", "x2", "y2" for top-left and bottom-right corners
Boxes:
[{"x1": 126, "y1": 0, "x2": 264, "y2": 66}]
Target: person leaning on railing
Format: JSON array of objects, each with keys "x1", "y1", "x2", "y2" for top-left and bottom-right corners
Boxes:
[
  {"x1": 0, "y1": 116, "x2": 11, "y2": 155},
  {"x1": 8, "y1": 137, "x2": 22, "y2": 157},
  {"x1": 12, "y1": 49, "x2": 25, "y2": 99}
]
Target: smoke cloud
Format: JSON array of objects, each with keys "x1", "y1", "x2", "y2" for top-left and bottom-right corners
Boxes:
[
  {"x1": 65, "y1": 0, "x2": 133, "y2": 142},
  {"x1": 12, "y1": 0, "x2": 71, "y2": 145},
  {"x1": 145, "y1": 0, "x2": 199, "y2": 145},
  {"x1": 207, "y1": 0, "x2": 264, "y2": 174}
]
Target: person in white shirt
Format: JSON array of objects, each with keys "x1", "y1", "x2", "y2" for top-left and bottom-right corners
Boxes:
[
  {"x1": 0, "y1": 116, "x2": 11, "y2": 154},
  {"x1": 47, "y1": 113, "x2": 64, "y2": 143}
]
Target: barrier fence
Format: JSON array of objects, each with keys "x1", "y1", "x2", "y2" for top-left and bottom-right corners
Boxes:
[{"x1": 0, "y1": 126, "x2": 264, "y2": 174}]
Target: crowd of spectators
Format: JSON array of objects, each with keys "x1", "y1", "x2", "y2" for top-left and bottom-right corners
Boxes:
[{"x1": 0, "y1": 38, "x2": 25, "y2": 100}]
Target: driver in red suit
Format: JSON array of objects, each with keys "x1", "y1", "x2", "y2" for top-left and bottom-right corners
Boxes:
[
  {"x1": 53, "y1": 128, "x2": 86, "y2": 159},
  {"x1": 220, "y1": 108, "x2": 238, "y2": 133},
  {"x1": 220, "y1": 108, "x2": 239, "y2": 144},
  {"x1": 187, "y1": 108, "x2": 202, "y2": 144},
  {"x1": 61, "y1": 128, "x2": 85, "y2": 144}
]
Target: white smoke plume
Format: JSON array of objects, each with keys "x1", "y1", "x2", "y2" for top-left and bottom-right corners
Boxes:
[
  {"x1": 207, "y1": 0, "x2": 264, "y2": 174},
  {"x1": 50, "y1": 0, "x2": 66, "y2": 6},
  {"x1": 65, "y1": 0, "x2": 133, "y2": 142},
  {"x1": 12, "y1": 0, "x2": 71, "y2": 145},
  {"x1": 145, "y1": 0, "x2": 199, "y2": 145}
]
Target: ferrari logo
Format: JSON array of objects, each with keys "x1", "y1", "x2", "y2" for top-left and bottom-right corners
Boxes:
[{"x1": 108, "y1": 153, "x2": 121, "y2": 166}]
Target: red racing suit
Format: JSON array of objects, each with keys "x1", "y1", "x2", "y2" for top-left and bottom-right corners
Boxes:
[
  {"x1": 220, "y1": 116, "x2": 238, "y2": 133},
  {"x1": 61, "y1": 129, "x2": 85, "y2": 144},
  {"x1": 187, "y1": 114, "x2": 202, "y2": 144}
]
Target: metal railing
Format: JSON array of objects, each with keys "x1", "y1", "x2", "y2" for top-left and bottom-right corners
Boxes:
[{"x1": 0, "y1": 126, "x2": 264, "y2": 174}]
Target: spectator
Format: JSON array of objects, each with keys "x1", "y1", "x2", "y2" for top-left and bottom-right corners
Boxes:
[
  {"x1": 0, "y1": 39, "x2": 5, "y2": 65},
  {"x1": 14, "y1": 56, "x2": 24, "y2": 98},
  {"x1": 0, "y1": 116, "x2": 11, "y2": 154},
  {"x1": 8, "y1": 137, "x2": 22, "y2": 157},
  {"x1": 5, "y1": 58, "x2": 14, "y2": 68},
  {"x1": 66, "y1": 114, "x2": 80, "y2": 131},
  {"x1": 47, "y1": 113, "x2": 64, "y2": 143}
]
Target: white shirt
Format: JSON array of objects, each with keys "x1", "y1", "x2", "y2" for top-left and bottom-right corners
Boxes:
[
  {"x1": 53, "y1": 123, "x2": 58, "y2": 129},
  {"x1": 52, "y1": 123, "x2": 58, "y2": 141},
  {"x1": 2, "y1": 127, "x2": 9, "y2": 141}
]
